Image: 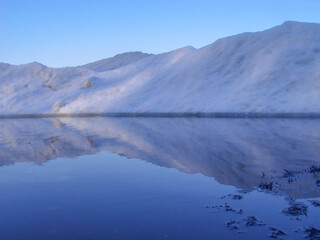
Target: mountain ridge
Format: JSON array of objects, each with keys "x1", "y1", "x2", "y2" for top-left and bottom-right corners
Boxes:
[{"x1": 1, "y1": 21, "x2": 320, "y2": 115}]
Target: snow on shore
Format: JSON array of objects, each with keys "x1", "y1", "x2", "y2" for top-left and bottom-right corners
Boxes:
[{"x1": 1, "y1": 21, "x2": 320, "y2": 115}]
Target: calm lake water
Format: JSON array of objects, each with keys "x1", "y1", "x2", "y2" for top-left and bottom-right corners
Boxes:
[{"x1": 0, "y1": 117, "x2": 320, "y2": 239}]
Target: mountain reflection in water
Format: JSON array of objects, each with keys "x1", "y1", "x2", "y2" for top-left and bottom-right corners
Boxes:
[{"x1": 1, "y1": 117, "x2": 320, "y2": 198}]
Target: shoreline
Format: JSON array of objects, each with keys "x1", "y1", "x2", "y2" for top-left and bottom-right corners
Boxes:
[{"x1": 1, "y1": 112, "x2": 320, "y2": 119}]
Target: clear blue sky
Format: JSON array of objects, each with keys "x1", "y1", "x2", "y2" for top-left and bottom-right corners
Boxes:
[{"x1": 1, "y1": 0, "x2": 320, "y2": 67}]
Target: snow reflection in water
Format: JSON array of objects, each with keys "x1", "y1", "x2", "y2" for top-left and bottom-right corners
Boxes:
[{"x1": 0, "y1": 117, "x2": 319, "y2": 239}]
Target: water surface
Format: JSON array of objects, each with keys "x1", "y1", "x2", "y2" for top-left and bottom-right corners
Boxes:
[{"x1": 0, "y1": 118, "x2": 320, "y2": 239}]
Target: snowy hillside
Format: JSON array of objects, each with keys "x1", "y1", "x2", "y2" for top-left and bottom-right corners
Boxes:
[
  {"x1": 80, "y1": 52, "x2": 152, "y2": 72},
  {"x1": 1, "y1": 21, "x2": 320, "y2": 115}
]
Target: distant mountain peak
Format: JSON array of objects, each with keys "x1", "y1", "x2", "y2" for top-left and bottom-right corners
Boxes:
[
  {"x1": 282, "y1": 20, "x2": 302, "y2": 25},
  {"x1": 276, "y1": 20, "x2": 320, "y2": 30},
  {"x1": 25, "y1": 61, "x2": 47, "y2": 68}
]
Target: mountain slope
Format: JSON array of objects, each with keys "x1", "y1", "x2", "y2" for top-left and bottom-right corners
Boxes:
[
  {"x1": 80, "y1": 52, "x2": 152, "y2": 72},
  {"x1": 1, "y1": 21, "x2": 320, "y2": 115}
]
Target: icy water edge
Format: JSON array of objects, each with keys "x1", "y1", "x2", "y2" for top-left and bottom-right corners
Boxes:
[{"x1": 0, "y1": 117, "x2": 320, "y2": 240}]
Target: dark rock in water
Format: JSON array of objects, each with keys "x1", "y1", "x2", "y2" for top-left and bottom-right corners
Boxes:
[
  {"x1": 282, "y1": 202, "x2": 308, "y2": 216},
  {"x1": 211, "y1": 204, "x2": 243, "y2": 218},
  {"x1": 237, "y1": 189, "x2": 250, "y2": 194},
  {"x1": 316, "y1": 180, "x2": 320, "y2": 187},
  {"x1": 226, "y1": 220, "x2": 239, "y2": 230},
  {"x1": 258, "y1": 182, "x2": 274, "y2": 191},
  {"x1": 232, "y1": 194, "x2": 243, "y2": 200},
  {"x1": 304, "y1": 227, "x2": 320, "y2": 239},
  {"x1": 237, "y1": 209, "x2": 243, "y2": 214},
  {"x1": 222, "y1": 193, "x2": 244, "y2": 200},
  {"x1": 211, "y1": 204, "x2": 223, "y2": 209},
  {"x1": 244, "y1": 216, "x2": 265, "y2": 227},
  {"x1": 309, "y1": 200, "x2": 320, "y2": 207},
  {"x1": 269, "y1": 226, "x2": 286, "y2": 239},
  {"x1": 211, "y1": 203, "x2": 243, "y2": 214},
  {"x1": 221, "y1": 194, "x2": 243, "y2": 200},
  {"x1": 224, "y1": 204, "x2": 237, "y2": 213},
  {"x1": 308, "y1": 166, "x2": 320, "y2": 173}
]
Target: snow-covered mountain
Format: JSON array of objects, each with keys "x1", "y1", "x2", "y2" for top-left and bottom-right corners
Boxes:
[
  {"x1": 1, "y1": 21, "x2": 320, "y2": 115},
  {"x1": 80, "y1": 52, "x2": 152, "y2": 72}
]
